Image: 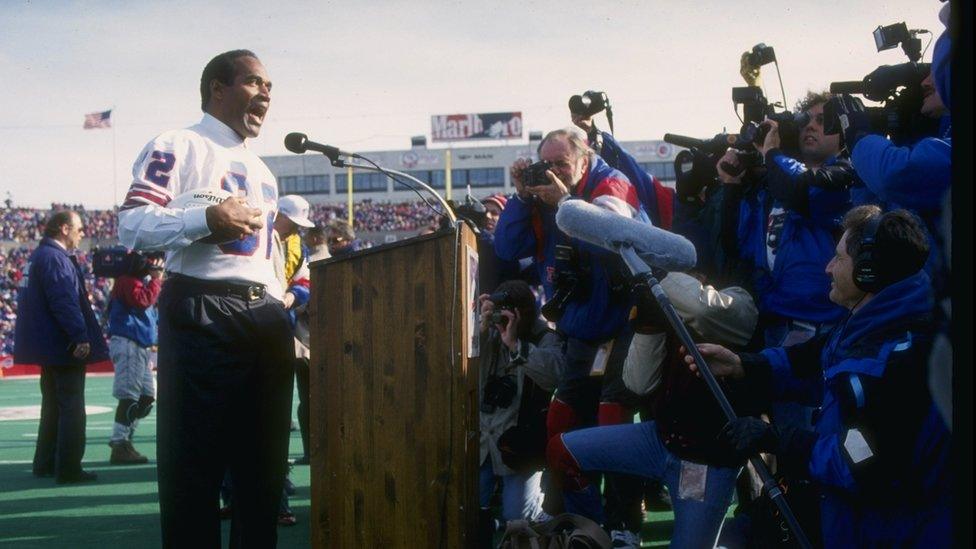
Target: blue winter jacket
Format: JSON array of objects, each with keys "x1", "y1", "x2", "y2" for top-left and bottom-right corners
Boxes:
[
  {"x1": 746, "y1": 271, "x2": 950, "y2": 547},
  {"x1": 737, "y1": 152, "x2": 849, "y2": 324},
  {"x1": 107, "y1": 275, "x2": 159, "y2": 348},
  {"x1": 14, "y1": 238, "x2": 109, "y2": 366},
  {"x1": 494, "y1": 156, "x2": 634, "y2": 341}
]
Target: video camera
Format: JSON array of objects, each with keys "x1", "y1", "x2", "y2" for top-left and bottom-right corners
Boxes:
[
  {"x1": 826, "y1": 62, "x2": 936, "y2": 144},
  {"x1": 92, "y1": 246, "x2": 164, "y2": 278},
  {"x1": 733, "y1": 86, "x2": 808, "y2": 155},
  {"x1": 664, "y1": 128, "x2": 773, "y2": 203},
  {"x1": 825, "y1": 21, "x2": 939, "y2": 143}
]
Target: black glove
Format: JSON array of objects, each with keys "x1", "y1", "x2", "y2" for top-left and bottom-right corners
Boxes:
[
  {"x1": 719, "y1": 417, "x2": 779, "y2": 462},
  {"x1": 629, "y1": 276, "x2": 668, "y2": 334},
  {"x1": 823, "y1": 94, "x2": 871, "y2": 151}
]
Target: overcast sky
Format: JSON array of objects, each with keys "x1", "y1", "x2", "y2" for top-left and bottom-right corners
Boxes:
[{"x1": 0, "y1": 0, "x2": 944, "y2": 208}]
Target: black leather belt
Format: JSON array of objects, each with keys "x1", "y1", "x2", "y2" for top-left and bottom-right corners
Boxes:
[{"x1": 166, "y1": 273, "x2": 267, "y2": 302}]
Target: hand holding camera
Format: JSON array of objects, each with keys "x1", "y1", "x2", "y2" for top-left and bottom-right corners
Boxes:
[
  {"x1": 757, "y1": 119, "x2": 781, "y2": 156},
  {"x1": 496, "y1": 308, "x2": 520, "y2": 352},
  {"x1": 824, "y1": 94, "x2": 871, "y2": 150},
  {"x1": 480, "y1": 290, "x2": 522, "y2": 352},
  {"x1": 510, "y1": 158, "x2": 533, "y2": 199},
  {"x1": 716, "y1": 149, "x2": 745, "y2": 184},
  {"x1": 526, "y1": 169, "x2": 570, "y2": 207},
  {"x1": 478, "y1": 293, "x2": 495, "y2": 334},
  {"x1": 147, "y1": 256, "x2": 164, "y2": 279}
]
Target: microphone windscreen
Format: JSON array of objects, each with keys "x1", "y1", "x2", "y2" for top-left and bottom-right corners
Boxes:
[
  {"x1": 556, "y1": 199, "x2": 697, "y2": 272},
  {"x1": 284, "y1": 132, "x2": 308, "y2": 154}
]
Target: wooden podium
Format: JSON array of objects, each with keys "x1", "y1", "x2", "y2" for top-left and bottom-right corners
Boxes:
[{"x1": 307, "y1": 224, "x2": 480, "y2": 548}]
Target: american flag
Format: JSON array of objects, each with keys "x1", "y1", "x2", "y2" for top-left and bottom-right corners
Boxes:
[{"x1": 83, "y1": 110, "x2": 112, "y2": 129}]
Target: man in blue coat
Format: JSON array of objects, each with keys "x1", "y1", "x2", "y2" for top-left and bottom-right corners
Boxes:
[
  {"x1": 688, "y1": 206, "x2": 950, "y2": 547},
  {"x1": 14, "y1": 210, "x2": 108, "y2": 484}
]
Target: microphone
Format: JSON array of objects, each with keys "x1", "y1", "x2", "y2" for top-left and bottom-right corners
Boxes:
[
  {"x1": 555, "y1": 199, "x2": 696, "y2": 272},
  {"x1": 283, "y1": 132, "x2": 357, "y2": 164}
]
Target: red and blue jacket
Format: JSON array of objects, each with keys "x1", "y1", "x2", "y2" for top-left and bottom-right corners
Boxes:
[
  {"x1": 108, "y1": 274, "x2": 161, "y2": 348},
  {"x1": 494, "y1": 156, "x2": 638, "y2": 341}
]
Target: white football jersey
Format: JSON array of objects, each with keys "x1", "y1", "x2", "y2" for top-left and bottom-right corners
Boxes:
[{"x1": 118, "y1": 114, "x2": 282, "y2": 298}]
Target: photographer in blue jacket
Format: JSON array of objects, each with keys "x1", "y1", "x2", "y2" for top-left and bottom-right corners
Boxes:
[{"x1": 687, "y1": 206, "x2": 950, "y2": 548}]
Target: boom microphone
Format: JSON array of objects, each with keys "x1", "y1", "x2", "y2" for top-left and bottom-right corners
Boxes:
[
  {"x1": 555, "y1": 199, "x2": 697, "y2": 271},
  {"x1": 283, "y1": 132, "x2": 357, "y2": 163}
]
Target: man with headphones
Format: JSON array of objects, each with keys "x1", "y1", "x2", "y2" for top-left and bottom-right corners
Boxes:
[{"x1": 685, "y1": 205, "x2": 950, "y2": 547}]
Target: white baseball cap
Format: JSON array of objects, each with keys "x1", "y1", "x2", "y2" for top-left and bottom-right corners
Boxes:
[{"x1": 277, "y1": 195, "x2": 315, "y2": 228}]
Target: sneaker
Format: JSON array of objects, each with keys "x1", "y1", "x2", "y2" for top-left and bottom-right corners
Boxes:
[
  {"x1": 277, "y1": 512, "x2": 297, "y2": 526},
  {"x1": 610, "y1": 529, "x2": 641, "y2": 549},
  {"x1": 219, "y1": 505, "x2": 232, "y2": 520},
  {"x1": 56, "y1": 470, "x2": 98, "y2": 484},
  {"x1": 109, "y1": 440, "x2": 149, "y2": 465},
  {"x1": 293, "y1": 454, "x2": 310, "y2": 465}
]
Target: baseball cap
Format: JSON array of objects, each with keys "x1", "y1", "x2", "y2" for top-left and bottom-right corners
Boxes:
[{"x1": 277, "y1": 195, "x2": 315, "y2": 228}]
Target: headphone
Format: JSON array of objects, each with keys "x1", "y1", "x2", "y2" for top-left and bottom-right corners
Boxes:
[{"x1": 852, "y1": 214, "x2": 884, "y2": 293}]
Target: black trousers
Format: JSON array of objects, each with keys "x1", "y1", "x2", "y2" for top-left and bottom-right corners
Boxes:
[
  {"x1": 294, "y1": 357, "x2": 310, "y2": 458},
  {"x1": 33, "y1": 364, "x2": 87, "y2": 477},
  {"x1": 156, "y1": 277, "x2": 294, "y2": 549}
]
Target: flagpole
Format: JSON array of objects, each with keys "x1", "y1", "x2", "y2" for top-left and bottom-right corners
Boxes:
[{"x1": 112, "y1": 106, "x2": 117, "y2": 207}]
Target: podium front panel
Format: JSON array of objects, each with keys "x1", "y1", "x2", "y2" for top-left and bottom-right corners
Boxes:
[{"x1": 308, "y1": 226, "x2": 479, "y2": 548}]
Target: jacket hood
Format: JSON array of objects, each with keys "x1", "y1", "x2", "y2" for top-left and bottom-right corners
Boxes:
[{"x1": 834, "y1": 270, "x2": 933, "y2": 355}]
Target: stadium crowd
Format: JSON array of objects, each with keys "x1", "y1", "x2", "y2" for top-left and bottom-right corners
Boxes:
[
  {"x1": 0, "y1": 199, "x2": 442, "y2": 356},
  {"x1": 2, "y1": 245, "x2": 111, "y2": 357}
]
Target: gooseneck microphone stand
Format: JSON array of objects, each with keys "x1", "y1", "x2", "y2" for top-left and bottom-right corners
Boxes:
[
  {"x1": 326, "y1": 155, "x2": 458, "y2": 224},
  {"x1": 614, "y1": 242, "x2": 813, "y2": 549}
]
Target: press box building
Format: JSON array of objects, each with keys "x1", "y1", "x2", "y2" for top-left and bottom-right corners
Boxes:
[{"x1": 261, "y1": 137, "x2": 679, "y2": 204}]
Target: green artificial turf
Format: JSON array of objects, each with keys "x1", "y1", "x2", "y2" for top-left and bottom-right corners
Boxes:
[
  {"x1": 0, "y1": 375, "x2": 310, "y2": 549},
  {"x1": 1, "y1": 375, "x2": 679, "y2": 547}
]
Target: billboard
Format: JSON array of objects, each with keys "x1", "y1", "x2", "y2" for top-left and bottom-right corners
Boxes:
[{"x1": 431, "y1": 112, "x2": 523, "y2": 142}]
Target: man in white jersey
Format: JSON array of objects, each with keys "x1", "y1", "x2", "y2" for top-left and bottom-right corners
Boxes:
[{"x1": 118, "y1": 49, "x2": 293, "y2": 548}]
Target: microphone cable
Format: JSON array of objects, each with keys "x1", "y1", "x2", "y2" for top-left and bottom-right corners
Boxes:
[{"x1": 347, "y1": 153, "x2": 454, "y2": 225}]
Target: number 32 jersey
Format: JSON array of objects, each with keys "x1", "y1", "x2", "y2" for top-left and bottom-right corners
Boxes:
[{"x1": 118, "y1": 114, "x2": 282, "y2": 299}]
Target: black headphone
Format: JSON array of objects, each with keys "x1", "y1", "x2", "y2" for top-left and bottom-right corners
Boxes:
[{"x1": 852, "y1": 214, "x2": 884, "y2": 293}]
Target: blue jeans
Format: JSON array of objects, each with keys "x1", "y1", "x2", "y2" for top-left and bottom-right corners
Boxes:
[
  {"x1": 562, "y1": 421, "x2": 739, "y2": 548},
  {"x1": 479, "y1": 458, "x2": 545, "y2": 522}
]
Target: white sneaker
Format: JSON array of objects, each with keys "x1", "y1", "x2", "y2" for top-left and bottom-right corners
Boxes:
[{"x1": 610, "y1": 529, "x2": 641, "y2": 549}]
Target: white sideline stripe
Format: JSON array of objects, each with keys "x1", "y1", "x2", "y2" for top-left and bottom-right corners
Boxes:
[
  {"x1": 0, "y1": 405, "x2": 113, "y2": 421},
  {"x1": 0, "y1": 460, "x2": 33, "y2": 464}
]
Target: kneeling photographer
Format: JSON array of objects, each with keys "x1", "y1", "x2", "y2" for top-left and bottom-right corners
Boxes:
[
  {"x1": 477, "y1": 280, "x2": 562, "y2": 543},
  {"x1": 547, "y1": 270, "x2": 762, "y2": 548},
  {"x1": 686, "y1": 207, "x2": 950, "y2": 548},
  {"x1": 103, "y1": 248, "x2": 164, "y2": 465}
]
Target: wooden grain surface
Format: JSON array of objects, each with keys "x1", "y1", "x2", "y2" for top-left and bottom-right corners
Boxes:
[{"x1": 308, "y1": 226, "x2": 479, "y2": 548}]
